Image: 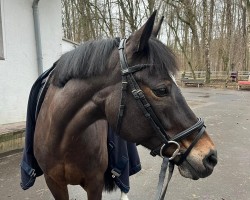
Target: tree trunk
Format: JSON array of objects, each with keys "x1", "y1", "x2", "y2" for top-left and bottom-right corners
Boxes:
[{"x1": 246, "y1": 0, "x2": 250, "y2": 71}]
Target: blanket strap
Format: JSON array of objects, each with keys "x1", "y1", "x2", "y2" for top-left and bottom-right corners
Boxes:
[{"x1": 20, "y1": 160, "x2": 36, "y2": 178}]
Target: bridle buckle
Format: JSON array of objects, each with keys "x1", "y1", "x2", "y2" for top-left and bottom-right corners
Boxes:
[{"x1": 160, "y1": 141, "x2": 180, "y2": 160}]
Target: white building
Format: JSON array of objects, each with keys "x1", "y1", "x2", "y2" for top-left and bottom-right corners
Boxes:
[{"x1": 0, "y1": 0, "x2": 74, "y2": 125}]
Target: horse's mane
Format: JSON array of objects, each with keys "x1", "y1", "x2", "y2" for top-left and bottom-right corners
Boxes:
[
  {"x1": 52, "y1": 38, "x2": 120, "y2": 87},
  {"x1": 147, "y1": 37, "x2": 178, "y2": 76},
  {"x1": 52, "y1": 37, "x2": 178, "y2": 87}
]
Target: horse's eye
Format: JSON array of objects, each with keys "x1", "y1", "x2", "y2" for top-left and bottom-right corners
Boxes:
[{"x1": 152, "y1": 87, "x2": 169, "y2": 97}]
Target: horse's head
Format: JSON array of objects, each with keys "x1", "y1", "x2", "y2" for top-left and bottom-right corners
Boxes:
[{"x1": 105, "y1": 11, "x2": 217, "y2": 180}]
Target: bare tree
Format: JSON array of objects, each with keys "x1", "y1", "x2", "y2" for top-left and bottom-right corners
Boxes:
[{"x1": 61, "y1": 0, "x2": 250, "y2": 75}]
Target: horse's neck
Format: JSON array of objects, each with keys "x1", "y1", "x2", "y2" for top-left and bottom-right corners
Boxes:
[{"x1": 46, "y1": 77, "x2": 116, "y2": 136}]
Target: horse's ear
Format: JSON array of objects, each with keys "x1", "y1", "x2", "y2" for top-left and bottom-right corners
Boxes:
[
  {"x1": 132, "y1": 10, "x2": 157, "y2": 52},
  {"x1": 152, "y1": 16, "x2": 164, "y2": 38}
]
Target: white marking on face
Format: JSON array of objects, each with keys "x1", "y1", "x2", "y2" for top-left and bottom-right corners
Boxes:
[{"x1": 170, "y1": 73, "x2": 178, "y2": 86}]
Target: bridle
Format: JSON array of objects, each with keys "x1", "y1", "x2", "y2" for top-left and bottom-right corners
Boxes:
[
  {"x1": 116, "y1": 38, "x2": 206, "y2": 163},
  {"x1": 115, "y1": 38, "x2": 206, "y2": 199}
]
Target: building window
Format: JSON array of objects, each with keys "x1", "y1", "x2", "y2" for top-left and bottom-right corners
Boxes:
[{"x1": 0, "y1": 1, "x2": 5, "y2": 60}]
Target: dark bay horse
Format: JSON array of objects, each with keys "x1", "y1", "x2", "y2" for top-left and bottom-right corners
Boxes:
[{"x1": 33, "y1": 11, "x2": 217, "y2": 200}]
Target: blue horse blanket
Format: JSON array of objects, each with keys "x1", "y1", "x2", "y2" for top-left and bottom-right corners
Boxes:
[
  {"x1": 20, "y1": 66, "x2": 141, "y2": 193},
  {"x1": 107, "y1": 127, "x2": 141, "y2": 193}
]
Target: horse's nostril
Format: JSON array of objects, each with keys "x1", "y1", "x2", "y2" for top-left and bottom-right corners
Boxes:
[
  {"x1": 207, "y1": 153, "x2": 218, "y2": 166},
  {"x1": 203, "y1": 150, "x2": 218, "y2": 169}
]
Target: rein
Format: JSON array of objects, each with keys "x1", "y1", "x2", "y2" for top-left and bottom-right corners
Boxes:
[{"x1": 116, "y1": 38, "x2": 206, "y2": 199}]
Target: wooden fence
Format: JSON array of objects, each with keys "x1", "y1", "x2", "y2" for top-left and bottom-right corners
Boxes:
[{"x1": 178, "y1": 71, "x2": 250, "y2": 81}]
